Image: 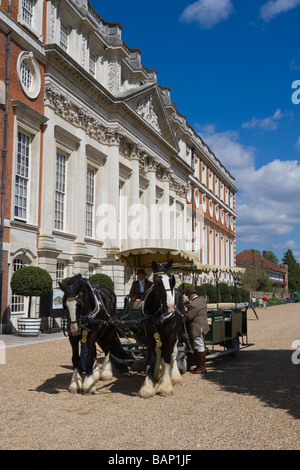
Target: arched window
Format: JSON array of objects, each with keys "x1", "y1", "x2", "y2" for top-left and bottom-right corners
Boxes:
[{"x1": 11, "y1": 258, "x2": 28, "y2": 313}]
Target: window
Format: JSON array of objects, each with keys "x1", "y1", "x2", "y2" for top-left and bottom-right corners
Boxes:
[
  {"x1": 22, "y1": 0, "x2": 34, "y2": 26},
  {"x1": 201, "y1": 163, "x2": 206, "y2": 186},
  {"x1": 215, "y1": 231, "x2": 220, "y2": 265},
  {"x1": 60, "y1": 21, "x2": 70, "y2": 52},
  {"x1": 208, "y1": 171, "x2": 213, "y2": 191},
  {"x1": 202, "y1": 194, "x2": 207, "y2": 213},
  {"x1": 86, "y1": 167, "x2": 95, "y2": 237},
  {"x1": 194, "y1": 189, "x2": 200, "y2": 208},
  {"x1": 194, "y1": 157, "x2": 199, "y2": 179},
  {"x1": 89, "y1": 51, "x2": 97, "y2": 77},
  {"x1": 17, "y1": 52, "x2": 41, "y2": 99},
  {"x1": 56, "y1": 262, "x2": 66, "y2": 286},
  {"x1": 15, "y1": 132, "x2": 30, "y2": 220},
  {"x1": 220, "y1": 182, "x2": 224, "y2": 201},
  {"x1": 215, "y1": 204, "x2": 219, "y2": 222},
  {"x1": 209, "y1": 200, "x2": 214, "y2": 218},
  {"x1": 225, "y1": 187, "x2": 229, "y2": 206},
  {"x1": 215, "y1": 176, "x2": 219, "y2": 196},
  {"x1": 55, "y1": 152, "x2": 66, "y2": 230},
  {"x1": 18, "y1": 0, "x2": 43, "y2": 39},
  {"x1": 11, "y1": 258, "x2": 27, "y2": 313},
  {"x1": 20, "y1": 61, "x2": 32, "y2": 91}
]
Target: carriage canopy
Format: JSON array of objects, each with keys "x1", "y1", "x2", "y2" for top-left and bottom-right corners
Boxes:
[{"x1": 114, "y1": 247, "x2": 245, "y2": 275}]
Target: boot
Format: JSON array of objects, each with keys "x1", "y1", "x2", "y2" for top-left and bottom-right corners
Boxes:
[{"x1": 192, "y1": 351, "x2": 207, "y2": 374}]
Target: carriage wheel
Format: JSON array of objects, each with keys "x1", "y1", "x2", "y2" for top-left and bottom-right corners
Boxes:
[{"x1": 177, "y1": 354, "x2": 187, "y2": 374}]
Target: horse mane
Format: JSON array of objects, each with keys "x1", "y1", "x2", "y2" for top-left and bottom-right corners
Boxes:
[{"x1": 62, "y1": 274, "x2": 85, "y2": 298}]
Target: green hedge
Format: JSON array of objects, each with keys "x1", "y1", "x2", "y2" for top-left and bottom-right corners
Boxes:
[
  {"x1": 219, "y1": 282, "x2": 232, "y2": 302},
  {"x1": 202, "y1": 283, "x2": 218, "y2": 303},
  {"x1": 178, "y1": 281, "x2": 250, "y2": 303}
]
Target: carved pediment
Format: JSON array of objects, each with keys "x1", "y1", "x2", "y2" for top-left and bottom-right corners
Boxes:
[
  {"x1": 135, "y1": 94, "x2": 161, "y2": 133},
  {"x1": 123, "y1": 85, "x2": 178, "y2": 150}
]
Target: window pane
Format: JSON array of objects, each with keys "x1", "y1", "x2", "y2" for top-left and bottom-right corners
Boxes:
[
  {"x1": 15, "y1": 132, "x2": 30, "y2": 220},
  {"x1": 11, "y1": 258, "x2": 27, "y2": 313},
  {"x1": 55, "y1": 152, "x2": 66, "y2": 230},
  {"x1": 86, "y1": 168, "x2": 95, "y2": 237},
  {"x1": 60, "y1": 21, "x2": 69, "y2": 51},
  {"x1": 22, "y1": 0, "x2": 34, "y2": 26}
]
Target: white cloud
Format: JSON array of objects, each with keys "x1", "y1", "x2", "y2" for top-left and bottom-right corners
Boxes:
[
  {"x1": 242, "y1": 109, "x2": 285, "y2": 131},
  {"x1": 179, "y1": 0, "x2": 234, "y2": 29},
  {"x1": 198, "y1": 125, "x2": 300, "y2": 246},
  {"x1": 260, "y1": 0, "x2": 300, "y2": 22}
]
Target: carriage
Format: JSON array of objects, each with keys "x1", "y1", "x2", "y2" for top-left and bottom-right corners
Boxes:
[
  {"x1": 60, "y1": 247, "x2": 251, "y2": 396},
  {"x1": 114, "y1": 247, "x2": 251, "y2": 373}
]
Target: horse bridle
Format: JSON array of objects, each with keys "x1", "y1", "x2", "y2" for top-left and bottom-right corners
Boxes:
[
  {"x1": 64, "y1": 281, "x2": 108, "y2": 334},
  {"x1": 143, "y1": 271, "x2": 177, "y2": 322}
]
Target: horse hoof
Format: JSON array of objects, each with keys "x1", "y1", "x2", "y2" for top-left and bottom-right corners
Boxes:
[
  {"x1": 171, "y1": 374, "x2": 183, "y2": 385},
  {"x1": 68, "y1": 385, "x2": 81, "y2": 394},
  {"x1": 138, "y1": 386, "x2": 156, "y2": 398},
  {"x1": 156, "y1": 383, "x2": 174, "y2": 397}
]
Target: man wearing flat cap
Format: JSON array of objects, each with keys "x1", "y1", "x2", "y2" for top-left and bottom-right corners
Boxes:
[
  {"x1": 185, "y1": 287, "x2": 210, "y2": 374},
  {"x1": 129, "y1": 268, "x2": 152, "y2": 308}
]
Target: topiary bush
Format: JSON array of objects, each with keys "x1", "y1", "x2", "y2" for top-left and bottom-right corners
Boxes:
[
  {"x1": 218, "y1": 282, "x2": 232, "y2": 302},
  {"x1": 241, "y1": 288, "x2": 250, "y2": 302},
  {"x1": 196, "y1": 285, "x2": 206, "y2": 297},
  {"x1": 178, "y1": 283, "x2": 194, "y2": 294},
  {"x1": 202, "y1": 283, "x2": 217, "y2": 303},
  {"x1": 230, "y1": 285, "x2": 242, "y2": 303},
  {"x1": 10, "y1": 266, "x2": 53, "y2": 317},
  {"x1": 89, "y1": 273, "x2": 114, "y2": 290}
]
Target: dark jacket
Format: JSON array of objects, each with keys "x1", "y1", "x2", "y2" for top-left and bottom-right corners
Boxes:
[
  {"x1": 129, "y1": 279, "x2": 152, "y2": 302},
  {"x1": 185, "y1": 296, "x2": 210, "y2": 337}
]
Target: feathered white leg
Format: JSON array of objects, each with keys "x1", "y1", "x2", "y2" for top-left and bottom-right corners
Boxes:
[
  {"x1": 100, "y1": 352, "x2": 113, "y2": 380},
  {"x1": 68, "y1": 368, "x2": 83, "y2": 394},
  {"x1": 171, "y1": 342, "x2": 183, "y2": 385}
]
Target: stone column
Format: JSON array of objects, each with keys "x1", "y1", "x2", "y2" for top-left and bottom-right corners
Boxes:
[
  {"x1": 38, "y1": 113, "x2": 57, "y2": 252},
  {"x1": 99, "y1": 128, "x2": 122, "y2": 250},
  {"x1": 146, "y1": 157, "x2": 158, "y2": 246},
  {"x1": 127, "y1": 145, "x2": 141, "y2": 249},
  {"x1": 160, "y1": 168, "x2": 171, "y2": 248}
]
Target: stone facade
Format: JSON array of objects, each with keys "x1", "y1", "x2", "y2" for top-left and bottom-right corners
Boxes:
[{"x1": 0, "y1": 0, "x2": 237, "y2": 331}]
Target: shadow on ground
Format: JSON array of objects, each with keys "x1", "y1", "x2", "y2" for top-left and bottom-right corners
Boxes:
[{"x1": 205, "y1": 348, "x2": 300, "y2": 420}]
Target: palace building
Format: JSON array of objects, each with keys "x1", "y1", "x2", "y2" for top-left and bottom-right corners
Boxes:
[{"x1": 0, "y1": 0, "x2": 237, "y2": 331}]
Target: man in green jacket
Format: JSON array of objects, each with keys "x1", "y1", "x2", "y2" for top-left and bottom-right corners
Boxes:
[{"x1": 185, "y1": 287, "x2": 210, "y2": 374}]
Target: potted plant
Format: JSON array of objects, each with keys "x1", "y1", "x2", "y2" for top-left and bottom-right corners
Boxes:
[{"x1": 10, "y1": 266, "x2": 53, "y2": 337}]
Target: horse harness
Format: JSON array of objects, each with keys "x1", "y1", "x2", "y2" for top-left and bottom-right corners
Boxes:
[{"x1": 64, "y1": 281, "x2": 112, "y2": 336}]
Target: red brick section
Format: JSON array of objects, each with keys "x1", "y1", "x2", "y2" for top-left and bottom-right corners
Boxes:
[{"x1": 0, "y1": 4, "x2": 45, "y2": 319}]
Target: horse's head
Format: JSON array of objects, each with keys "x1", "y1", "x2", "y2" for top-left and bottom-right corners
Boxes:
[
  {"x1": 59, "y1": 274, "x2": 86, "y2": 336},
  {"x1": 151, "y1": 260, "x2": 175, "y2": 315}
]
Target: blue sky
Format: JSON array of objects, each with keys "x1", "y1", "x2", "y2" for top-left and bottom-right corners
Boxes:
[{"x1": 90, "y1": 0, "x2": 300, "y2": 263}]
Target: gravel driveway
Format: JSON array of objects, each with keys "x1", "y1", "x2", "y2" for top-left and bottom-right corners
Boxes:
[{"x1": 0, "y1": 302, "x2": 299, "y2": 450}]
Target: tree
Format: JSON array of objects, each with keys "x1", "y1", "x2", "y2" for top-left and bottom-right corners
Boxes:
[
  {"x1": 10, "y1": 266, "x2": 53, "y2": 317},
  {"x1": 267, "y1": 251, "x2": 279, "y2": 264},
  {"x1": 282, "y1": 250, "x2": 300, "y2": 292}
]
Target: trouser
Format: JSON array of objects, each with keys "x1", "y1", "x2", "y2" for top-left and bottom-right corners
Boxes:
[{"x1": 193, "y1": 332, "x2": 205, "y2": 352}]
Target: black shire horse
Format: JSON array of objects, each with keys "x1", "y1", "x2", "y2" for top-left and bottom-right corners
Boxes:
[
  {"x1": 59, "y1": 274, "x2": 133, "y2": 394},
  {"x1": 138, "y1": 260, "x2": 185, "y2": 398}
]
